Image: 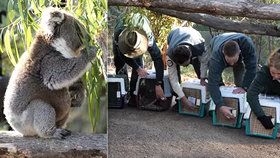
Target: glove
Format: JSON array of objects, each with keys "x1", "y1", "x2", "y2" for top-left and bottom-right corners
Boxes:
[{"x1": 257, "y1": 115, "x2": 274, "y2": 129}]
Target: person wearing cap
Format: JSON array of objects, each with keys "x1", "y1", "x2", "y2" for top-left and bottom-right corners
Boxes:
[
  {"x1": 247, "y1": 49, "x2": 280, "y2": 129},
  {"x1": 113, "y1": 13, "x2": 164, "y2": 105},
  {"x1": 207, "y1": 33, "x2": 257, "y2": 119},
  {"x1": 167, "y1": 27, "x2": 206, "y2": 110}
]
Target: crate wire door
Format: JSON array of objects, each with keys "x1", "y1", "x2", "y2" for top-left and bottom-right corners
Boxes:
[
  {"x1": 108, "y1": 81, "x2": 124, "y2": 108},
  {"x1": 179, "y1": 87, "x2": 209, "y2": 117},
  {"x1": 246, "y1": 106, "x2": 279, "y2": 139},
  {"x1": 138, "y1": 78, "x2": 157, "y2": 109},
  {"x1": 137, "y1": 78, "x2": 172, "y2": 111},
  {"x1": 217, "y1": 97, "x2": 239, "y2": 126}
]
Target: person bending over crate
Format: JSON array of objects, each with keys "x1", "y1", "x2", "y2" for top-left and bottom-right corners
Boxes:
[
  {"x1": 247, "y1": 50, "x2": 280, "y2": 129},
  {"x1": 207, "y1": 33, "x2": 257, "y2": 119},
  {"x1": 112, "y1": 13, "x2": 165, "y2": 106},
  {"x1": 166, "y1": 27, "x2": 206, "y2": 110}
]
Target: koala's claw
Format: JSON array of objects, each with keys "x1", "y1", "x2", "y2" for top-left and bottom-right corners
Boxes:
[
  {"x1": 61, "y1": 129, "x2": 71, "y2": 136},
  {"x1": 53, "y1": 128, "x2": 71, "y2": 139}
]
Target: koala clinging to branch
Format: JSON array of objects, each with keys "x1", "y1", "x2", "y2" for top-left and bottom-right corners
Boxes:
[{"x1": 4, "y1": 7, "x2": 96, "y2": 139}]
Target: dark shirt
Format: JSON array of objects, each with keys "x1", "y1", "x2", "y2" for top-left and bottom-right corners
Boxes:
[
  {"x1": 247, "y1": 66, "x2": 280, "y2": 117},
  {"x1": 208, "y1": 33, "x2": 257, "y2": 108}
]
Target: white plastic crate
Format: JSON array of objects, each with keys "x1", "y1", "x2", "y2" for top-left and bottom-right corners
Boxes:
[
  {"x1": 108, "y1": 76, "x2": 128, "y2": 108},
  {"x1": 210, "y1": 86, "x2": 247, "y2": 128},
  {"x1": 179, "y1": 79, "x2": 210, "y2": 117}
]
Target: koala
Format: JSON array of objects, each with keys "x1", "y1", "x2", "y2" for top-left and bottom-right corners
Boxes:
[{"x1": 3, "y1": 7, "x2": 96, "y2": 139}]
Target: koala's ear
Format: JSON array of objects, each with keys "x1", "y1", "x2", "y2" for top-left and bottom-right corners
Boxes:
[{"x1": 40, "y1": 7, "x2": 65, "y2": 36}]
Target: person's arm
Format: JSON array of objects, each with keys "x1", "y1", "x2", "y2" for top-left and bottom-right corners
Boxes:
[
  {"x1": 247, "y1": 69, "x2": 268, "y2": 118},
  {"x1": 247, "y1": 67, "x2": 274, "y2": 129},
  {"x1": 148, "y1": 39, "x2": 164, "y2": 84},
  {"x1": 167, "y1": 56, "x2": 184, "y2": 98},
  {"x1": 240, "y1": 37, "x2": 257, "y2": 90},
  {"x1": 199, "y1": 45, "x2": 211, "y2": 80},
  {"x1": 121, "y1": 53, "x2": 140, "y2": 70},
  {"x1": 207, "y1": 58, "x2": 224, "y2": 109},
  {"x1": 191, "y1": 57, "x2": 201, "y2": 79}
]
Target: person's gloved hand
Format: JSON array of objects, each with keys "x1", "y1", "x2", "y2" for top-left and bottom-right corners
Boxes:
[{"x1": 257, "y1": 115, "x2": 274, "y2": 129}]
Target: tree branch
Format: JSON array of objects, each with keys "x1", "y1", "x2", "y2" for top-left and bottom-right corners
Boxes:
[
  {"x1": 108, "y1": 0, "x2": 280, "y2": 20},
  {"x1": 150, "y1": 8, "x2": 280, "y2": 37}
]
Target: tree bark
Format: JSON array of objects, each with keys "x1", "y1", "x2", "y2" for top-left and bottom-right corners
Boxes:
[
  {"x1": 0, "y1": 131, "x2": 107, "y2": 158},
  {"x1": 108, "y1": 0, "x2": 280, "y2": 20},
  {"x1": 150, "y1": 8, "x2": 280, "y2": 37}
]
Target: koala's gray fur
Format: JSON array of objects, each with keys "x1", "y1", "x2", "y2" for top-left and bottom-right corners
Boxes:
[{"x1": 3, "y1": 7, "x2": 96, "y2": 139}]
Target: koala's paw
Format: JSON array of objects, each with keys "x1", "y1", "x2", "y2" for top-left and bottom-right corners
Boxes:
[
  {"x1": 70, "y1": 91, "x2": 86, "y2": 107},
  {"x1": 83, "y1": 46, "x2": 97, "y2": 61},
  {"x1": 53, "y1": 128, "x2": 71, "y2": 139}
]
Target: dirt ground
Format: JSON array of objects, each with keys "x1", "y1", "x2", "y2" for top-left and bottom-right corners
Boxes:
[{"x1": 108, "y1": 107, "x2": 280, "y2": 158}]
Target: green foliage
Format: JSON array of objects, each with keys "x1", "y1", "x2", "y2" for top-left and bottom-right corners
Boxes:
[
  {"x1": 121, "y1": 7, "x2": 182, "y2": 49},
  {"x1": 0, "y1": 0, "x2": 107, "y2": 133}
]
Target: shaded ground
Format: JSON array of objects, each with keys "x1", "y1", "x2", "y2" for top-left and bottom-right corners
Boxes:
[{"x1": 108, "y1": 107, "x2": 280, "y2": 158}]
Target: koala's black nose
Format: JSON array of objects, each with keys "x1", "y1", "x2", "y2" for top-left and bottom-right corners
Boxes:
[{"x1": 51, "y1": 12, "x2": 60, "y2": 17}]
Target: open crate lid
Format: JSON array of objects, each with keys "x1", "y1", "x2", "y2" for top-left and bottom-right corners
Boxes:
[
  {"x1": 108, "y1": 77, "x2": 127, "y2": 95},
  {"x1": 139, "y1": 70, "x2": 168, "y2": 79},
  {"x1": 209, "y1": 86, "x2": 247, "y2": 113},
  {"x1": 181, "y1": 79, "x2": 209, "y2": 103},
  {"x1": 244, "y1": 95, "x2": 280, "y2": 123}
]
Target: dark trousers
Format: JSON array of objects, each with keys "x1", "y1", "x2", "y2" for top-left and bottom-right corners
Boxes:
[{"x1": 113, "y1": 31, "x2": 144, "y2": 96}]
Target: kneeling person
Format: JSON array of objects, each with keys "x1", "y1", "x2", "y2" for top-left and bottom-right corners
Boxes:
[
  {"x1": 247, "y1": 49, "x2": 280, "y2": 129},
  {"x1": 207, "y1": 33, "x2": 257, "y2": 119},
  {"x1": 113, "y1": 13, "x2": 165, "y2": 106},
  {"x1": 167, "y1": 27, "x2": 206, "y2": 109}
]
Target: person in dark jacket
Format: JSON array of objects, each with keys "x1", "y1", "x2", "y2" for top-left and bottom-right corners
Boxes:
[
  {"x1": 247, "y1": 49, "x2": 280, "y2": 129},
  {"x1": 207, "y1": 33, "x2": 257, "y2": 119},
  {"x1": 112, "y1": 13, "x2": 164, "y2": 105},
  {"x1": 166, "y1": 27, "x2": 205, "y2": 109}
]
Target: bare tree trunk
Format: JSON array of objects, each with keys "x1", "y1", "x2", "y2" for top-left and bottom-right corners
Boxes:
[
  {"x1": 108, "y1": 0, "x2": 280, "y2": 20},
  {"x1": 150, "y1": 8, "x2": 280, "y2": 37}
]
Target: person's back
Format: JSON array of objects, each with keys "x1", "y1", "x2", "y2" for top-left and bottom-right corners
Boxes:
[
  {"x1": 114, "y1": 13, "x2": 154, "y2": 47},
  {"x1": 209, "y1": 33, "x2": 253, "y2": 63},
  {"x1": 167, "y1": 27, "x2": 205, "y2": 58}
]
